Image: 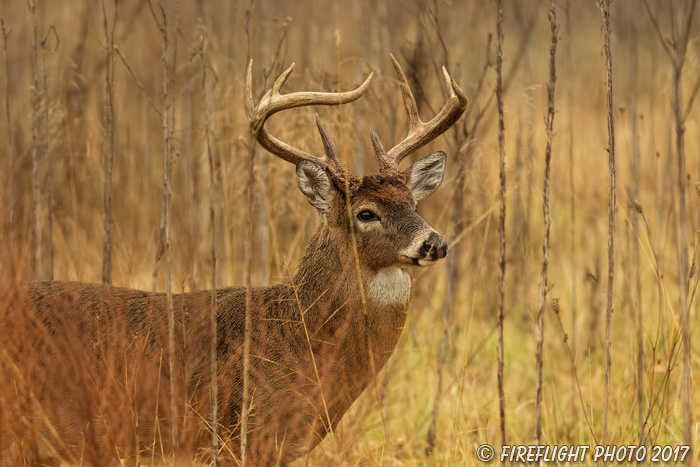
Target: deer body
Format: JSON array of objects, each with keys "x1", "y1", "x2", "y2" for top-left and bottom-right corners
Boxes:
[
  {"x1": 4, "y1": 55, "x2": 466, "y2": 466},
  {"x1": 25, "y1": 175, "x2": 423, "y2": 464},
  {"x1": 26, "y1": 249, "x2": 408, "y2": 463}
]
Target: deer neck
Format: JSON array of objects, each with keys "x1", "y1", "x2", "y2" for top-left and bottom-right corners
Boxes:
[
  {"x1": 291, "y1": 221, "x2": 412, "y2": 333},
  {"x1": 257, "y1": 221, "x2": 413, "y2": 452},
  {"x1": 291, "y1": 223, "x2": 357, "y2": 315}
]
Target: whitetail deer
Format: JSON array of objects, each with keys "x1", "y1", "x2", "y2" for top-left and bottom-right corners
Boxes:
[{"x1": 1, "y1": 55, "x2": 467, "y2": 466}]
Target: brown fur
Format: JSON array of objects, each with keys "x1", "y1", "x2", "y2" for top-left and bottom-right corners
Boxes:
[{"x1": 1, "y1": 172, "x2": 443, "y2": 466}]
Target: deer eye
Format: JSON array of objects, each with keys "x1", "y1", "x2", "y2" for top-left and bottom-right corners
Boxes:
[{"x1": 357, "y1": 210, "x2": 379, "y2": 222}]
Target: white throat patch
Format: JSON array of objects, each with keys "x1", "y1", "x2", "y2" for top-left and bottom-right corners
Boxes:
[{"x1": 366, "y1": 268, "x2": 412, "y2": 305}]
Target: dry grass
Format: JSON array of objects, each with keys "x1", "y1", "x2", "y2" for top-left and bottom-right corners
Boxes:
[{"x1": 1, "y1": 0, "x2": 700, "y2": 465}]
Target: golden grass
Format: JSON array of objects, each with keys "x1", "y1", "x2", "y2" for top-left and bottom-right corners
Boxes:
[{"x1": 1, "y1": 0, "x2": 699, "y2": 465}]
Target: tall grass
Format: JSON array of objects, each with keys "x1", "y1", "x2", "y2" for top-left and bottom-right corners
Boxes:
[{"x1": 0, "y1": 0, "x2": 699, "y2": 465}]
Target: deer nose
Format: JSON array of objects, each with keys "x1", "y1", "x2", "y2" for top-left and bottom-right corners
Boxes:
[{"x1": 419, "y1": 233, "x2": 448, "y2": 260}]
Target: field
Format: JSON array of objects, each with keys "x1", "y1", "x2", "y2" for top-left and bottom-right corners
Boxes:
[{"x1": 1, "y1": 0, "x2": 700, "y2": 465}]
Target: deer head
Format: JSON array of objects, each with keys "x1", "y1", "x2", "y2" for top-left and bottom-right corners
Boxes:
[{"x1": 246, "y1": 55, "x2": 468, "y2": 272}]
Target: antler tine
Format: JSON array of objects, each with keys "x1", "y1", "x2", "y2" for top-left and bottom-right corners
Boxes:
[
  {"x1": 442, "y1": 66, "x2": 454, "y2": 97},
  {"x1": 315, "y1": 114, "x2": 345, "y2": 176},
  {"x1": 246, "y1": 59, "x2": 374, "y2": 176},
  {"x1": 369, "y1": 131, "x2": 393, "y2": 173},
  {"x1": 381, "y1": 55, "x2": 468, "y2": 170},
  {"x1": 271, "y1": 63, "x2": 295, "y2": 95},
  {"x1": 245, "y1": 59, "x2": 256, "y2": 121},
  {"x1": 254, "y1": 63, "x2": 297, "y2": 121},
  {"x1": 390, "y1": 54, "x2": 421, "y2": 130}
]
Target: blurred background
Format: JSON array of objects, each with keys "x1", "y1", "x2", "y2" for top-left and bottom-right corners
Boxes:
[{"x1": 1, "y1": 0, "x2": 699, "y2": 464}]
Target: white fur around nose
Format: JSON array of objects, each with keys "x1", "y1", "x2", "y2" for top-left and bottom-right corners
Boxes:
[
  {"x1": 367, "y1": 268, "x2": 412, "y2": 305},
  {"x1": 398, "y1": 230, "x2": 434, "y2": 258}
]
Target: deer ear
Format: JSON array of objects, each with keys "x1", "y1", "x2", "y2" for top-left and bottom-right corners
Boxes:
[
  {"x1": 296, "y1": 161, "x2": 336, "y2": 211},
  {"x1": 404, "y1": 151, "x2": 446, "y2": 201}
]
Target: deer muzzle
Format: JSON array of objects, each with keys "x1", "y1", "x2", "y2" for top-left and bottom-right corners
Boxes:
[
  {"x1": 400, "y1": 229, "x2": 448, "y2": 267},
  {"x1": 418, "y1": 231, "x2": 448, "y2": 260}
]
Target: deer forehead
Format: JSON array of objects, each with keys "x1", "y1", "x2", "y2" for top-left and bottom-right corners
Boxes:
[{"x1": 349, "y1": 174, "x2": 415, "y2": 208}]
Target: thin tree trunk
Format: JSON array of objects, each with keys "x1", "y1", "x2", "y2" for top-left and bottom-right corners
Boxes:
[
  {"x1": 535, "y1": 0, "x2": 557, "y2": 445},
  {"x1": 425, "y1": 140, "x2": 467, "y2": 456},
  {"x1": 241, "y1": 40, "x2": 255, "y2": 467},
  {"x1": 673, "y1": 39, "x2": 693, "y2": 467},
  {"x1": 675, "y1": 56, "x2": 693, "y2": 467},
  {"x1": 1, "y1": 21, "x2": 13, "y2": 235},
  {"x1": 202, "y1": 31, "x2": 219, "y2": 465},
  {"x1": 643, "y1": 0, "x2": 695, "y2": 457},
  {"x1": 565, "y1": 0, "x2": 577, "y2": 356},
  {"x1": 168, "y1": 2, "x2": 180, "y2": 455},
  {"x1": 0, "y1": 19, "x2": 15, "y2": 207},
  {"x1": 28, "y1": 0, "x2": 53, "y2": 281},
  {"x1": 600, "y1": 0, "x2": 616, "y2": 445},
  {"x1": 241, "y1": 132, "x2": 255, "y2": 467},
  {"x1": 627, "y1": 25, "x2": 645, "y2": 446},
  {"x1": 150, "y1": 0, "x2": 180, "y2": 456},
  {"x1": 101, "y1": 0, "x2": 116, "y2": 285},
  {"x1": 495, "y1": 0, "x2": 507, "y2": 447}
]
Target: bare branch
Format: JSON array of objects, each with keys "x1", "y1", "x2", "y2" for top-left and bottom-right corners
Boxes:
[
  {"x1": 115, "y1": 47, "x2": 163, "y2": 117},
  {"x1": 683, "y1": 70, "x2": 700, "y2": 120},
  {"x1": 535, "y1": 0, "x2": 558, "y2": 445},
  {"x1": 147, "y1": 0, "x2": 164, "y2": 33},
  {"x1": 680, "y1": 0, "x2": 698, "y2": 56},
  {"x1": 643, "y1": 0, "x2": 674, "y2": 59}
]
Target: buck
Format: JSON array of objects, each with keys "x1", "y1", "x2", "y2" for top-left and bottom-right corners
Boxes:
[{"x1": 3, "y1": 55, "x2": 467, "y2": 466}]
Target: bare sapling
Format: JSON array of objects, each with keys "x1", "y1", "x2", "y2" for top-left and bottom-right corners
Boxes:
[
  {"x1": 599, "y1": 0, "x2": 617, "y2": 445},
  {"x1": 643, "y1": 0, "x2": 697, "y2": 457},
  {"x1": 495, "y1": 0, "x2": 508, "y2": 447},
  {"x1": 200, "y1": 29, "x2": 219, "y2": 466},
  {"x1": 149, "y1": 0, "x2": 181, "y2": 457},
  {"x1": 626, "y1": 24, "x2": 645, "y2": 445},
  {"x1": 1, "y1": 20, "x2": 13, "y2": 236},
  {"x1": 535, "y1": 0, "x2": 558, "y2": 445},
  {"x1": 0, "y1": 18, "x2": 19, "y2": 283},
  {"x1": 101, "y1": 0, "x2": 116, "y2": 285},
  {"x1": 427, "y1": 19, "x2": 502, "y2": 455},
  {"x1": 28, "y1": 0, "x2": 53, "y2": 281},
  {"x1": 241, "y1": 75, "x2": 255, "y2": 467},
  {"x1": 565, "y1": 0, "x2": 577, "y2": 356}
]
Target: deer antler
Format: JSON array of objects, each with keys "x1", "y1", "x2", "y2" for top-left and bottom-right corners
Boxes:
[
  {"x1": 373, "y1": 54, "x2": 468, "y2": 173},
  {"x1": 246, "y1": 60, "x2": 374, "y2": 181}
]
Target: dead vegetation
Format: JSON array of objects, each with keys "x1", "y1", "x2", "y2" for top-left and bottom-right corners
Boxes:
[{"x1": 1, "y1": 0, "x2": 700, "y2": 465}]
